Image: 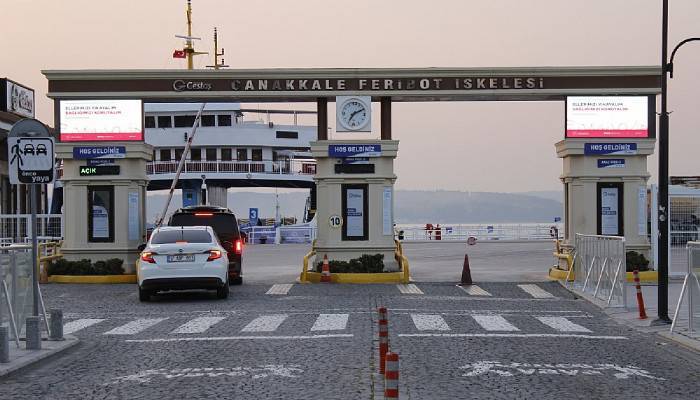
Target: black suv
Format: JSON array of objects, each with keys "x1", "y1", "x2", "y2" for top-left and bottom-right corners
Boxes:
[{"x1": 168, "y1": 205, "x2": 244, "y2": 285}]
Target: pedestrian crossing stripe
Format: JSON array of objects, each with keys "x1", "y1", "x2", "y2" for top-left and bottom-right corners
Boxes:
[
  {"x1": 266, "y1": 284, "x2": 294, "y2": 295},
  {"x1": 456, "y1": 285, "x2": 492, "y2": 296},
  {"x1": 397, "y1": 284, "x2": 424, "y2": 294},
  {"x1": 518, "y1": 284, "x2": 555, "y2": 299},
  {"x1": 64, "y1": 313, "x2": 593, "y2": 336}
]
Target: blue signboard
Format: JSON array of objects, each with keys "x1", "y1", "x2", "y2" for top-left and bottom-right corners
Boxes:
[
  {"x1": 584, "y1": 143, "x2": 637, "y2": 155},
  {"x1": 249, "y1": 208, "x2": 259, "y2": 226},
  {"x1": 554, "y1": 217, "x2": 562, "y2": 222},
  {"x1": 73, "y1": 146, "x2": 126, "y2": 159},
  {"x1": 328, "y1": 144, "x2": 381, "y2": 158},
  {"x1": 87, "y1": 158, "x2": 115, "y2": 166},
  {"x1": 597, "y1": 159, "x2": 626, "y2": 168}
]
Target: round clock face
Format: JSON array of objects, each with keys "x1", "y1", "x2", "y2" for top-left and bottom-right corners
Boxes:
[{"x1": 339, "y1": 99, "x2": 369, "y2": 130}]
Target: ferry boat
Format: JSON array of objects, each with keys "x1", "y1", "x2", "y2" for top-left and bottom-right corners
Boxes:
[{"x1": 144, "y1": 103, "x2": 318, "y2": 221}]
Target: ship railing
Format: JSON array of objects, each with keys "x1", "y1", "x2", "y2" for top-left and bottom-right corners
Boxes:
[{"x1": 146, "y1": 159, "x2": 316, "y2": 176}]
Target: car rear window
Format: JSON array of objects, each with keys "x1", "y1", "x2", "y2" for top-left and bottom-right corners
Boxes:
[
  {"x1": 151, "y1": 229, "x2": 213, "y2": 244},
  {"x1": 169, "y1": 213, "x2": 239, "y2": 239}
]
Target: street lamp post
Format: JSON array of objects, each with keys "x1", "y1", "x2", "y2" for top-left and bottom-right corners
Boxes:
[{"x1": 658, "y1": 0, "x2": 700, "y2": 323}]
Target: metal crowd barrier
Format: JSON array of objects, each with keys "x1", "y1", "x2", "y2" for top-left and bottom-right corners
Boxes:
[
  {"x1": 0, "y1": 244, "x2": 34, "y2": 347},
  {"x1": 671, "y1": 241, "x2": 700, "y2": 335},
  {"x1": 567, "y1": 234, "x2": 627, "y2": 307}
]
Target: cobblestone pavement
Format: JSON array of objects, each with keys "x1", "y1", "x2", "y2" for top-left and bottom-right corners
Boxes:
[{"x1": 1, "y1": 281, "x2": 700, "y2": 399}]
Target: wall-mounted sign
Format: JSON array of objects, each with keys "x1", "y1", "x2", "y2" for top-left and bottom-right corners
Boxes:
[
  {"x1": 79, "y1": 165, "x2": 121, "y2": 176},
  {"x1": 329, "y1": 144, "x2": 381, "y2": 158},
  {"x1": 566, "y1": 96, "x2": 652, "y2": 138},
  {"x1": 584, "y1": 143, "x2": 637, "y2": 155},
  {"x1": 342, "y1": 157, "x2": 370, "y2": 164},
  {"x1": 249, "y1": 208, "x2": 259, "y2": 226},
  {"x1": 383, "y1": 187, "x2": 393, "y2": 236},
  {"x1": 8, "y1": 137, "x2": 55, "y2": 184},
  {"x1": 87, "y1": 158, "x2": 115, "y2": 166},
  {"x1": 334, "y1": 164, "x2": 375, "y2": 174},
  {"x1": 345, "y1": 189, "x2": 365, "y2": 238},
  {"x1": 597, "y1": 183, "x2": 623, "y2": 237},
  {"x1": 1, "y1": 79, "x2": 35, "y2": 118},
  {"x1": 597, "y1": 159, "x2": 626, "y2": 168},
  {"x1": 329, "y1": 215, "x2": 343, "y2": 228},
  {"x1": 73, "y1": 146, "x2": 126, "y2": 159},
  {"x1": 59, "y1": 99, "x2": 143, "y2": 142}
]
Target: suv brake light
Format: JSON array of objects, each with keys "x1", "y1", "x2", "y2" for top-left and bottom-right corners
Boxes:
[
  {"x1": 234, "y1": 239, "x2": 243, "y2": 255},
  {"x1": 195, "y1": 212, "x2": 214, "y2": 217},
  {"x1": 207, "y1": 249, "x2": 222, "y2": 261},
  {"x1": 141, "y1": 252, "x2": 156, "y2": 263}
]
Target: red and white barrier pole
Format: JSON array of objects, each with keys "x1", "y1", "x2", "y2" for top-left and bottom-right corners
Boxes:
[
  {"x1": 378, "y1": 306, "x2": 389, "y2": 374},
  {"x1": 384, "y1": 352, "x2": 399, "y2": 399},
  {"x1": 633, "y1": 269, "x2": 648, "y2": 320}
]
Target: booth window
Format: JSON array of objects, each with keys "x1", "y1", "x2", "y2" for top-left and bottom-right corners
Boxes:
[
  {"x1": 597, "y1": 182, "x2": 624, "y2": 236},
  {"x1": 342, "y1": 184, "x2": 369, "y2": 241},
  {"x1": 157, "y1": 116, "x2": 172, "y2": 128},
  {"x1": 88, "y1": 186, "x2": 114, "y2": 243}
]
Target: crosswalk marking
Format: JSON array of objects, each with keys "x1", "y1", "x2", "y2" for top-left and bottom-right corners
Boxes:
[
  {"x1": 266, "y1": 284, "x2": 294, "y2": 295},
  {"x1": 397, "y1": 284, "x2": 424, "y2": 294},
  {"x1": 536, "y1": 317, "x2": 591, "y2": 333},
  {"x1": 171, "y1": 316, "x2": 226, "y2": 334},
  {"x1": 63, "y1": 318, "x2": 105, "y2": 335},
  {"x1": 517, "y1": 284, "x2": 555, "y2": 299},
  {"x1": 311, "y1": 314, "x2": 349, "y2": 331},
  {"x1": 104, "y1": 318, "x2": 168, "y2": 335},
  {"x1": 411, "y1": 314, "x2": 450, "y2": 331},
  {"x1": 473, "y1": 315, "x2": 520, "y2": 331},
  {"x1": 241, "y1": 314, "x2": 288, "y2": 332},
  {"x1": 456, "y1": 285, "x2": 492, "y2": 296}
]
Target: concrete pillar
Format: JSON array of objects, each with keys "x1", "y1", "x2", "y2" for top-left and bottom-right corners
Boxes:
[
  {"x1": 557, "y1": 139, "x2": 655, "y2": 257},
  {"x1": 25, "y1": 316, "x2": 41, "y2": 350},
  {"x1": 49, "y1": 309, "x2": 63, "y2": 340},
  {"x1": 207, "y1": 185, "x2": 228, "y2": 208},
  {"x1": 0, "y1": 326, "x2": 9, "y2": 363},
  {"x1": 55, "y1": 143, "x2": 153, "y2": 272}
]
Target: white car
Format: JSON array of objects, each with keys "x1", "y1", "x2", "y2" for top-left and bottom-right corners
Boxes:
[{"x1": 137, "y1": 226, "x2": 229, "y2": 302}]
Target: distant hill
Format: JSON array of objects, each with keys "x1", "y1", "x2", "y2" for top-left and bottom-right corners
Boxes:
[{"x1": 146, "y1": 190, "x2": 563, "y2": 224}]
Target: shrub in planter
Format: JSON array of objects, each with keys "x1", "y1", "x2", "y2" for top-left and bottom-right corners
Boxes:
[
  {"x1": 315, "y1": 254, "x2": 385, "y2": 273},
  {"x1": 48, "y1": 258, "x2": 125, "y2": 276},
  {"x1": 626, "y1": 251, "x2": 650, "y2": 272}
]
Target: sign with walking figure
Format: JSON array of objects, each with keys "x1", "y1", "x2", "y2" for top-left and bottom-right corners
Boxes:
[{"x1": 8, "y1": 119, "x2": 55, "y2": 184}]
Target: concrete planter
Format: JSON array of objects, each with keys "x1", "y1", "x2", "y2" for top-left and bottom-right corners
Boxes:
[
  {"x1": 300, "y1": 271, "x2": 408, "y2": 284},
  {"x1": 47, "y1": 274, "x2": 137, "y2": 284}
]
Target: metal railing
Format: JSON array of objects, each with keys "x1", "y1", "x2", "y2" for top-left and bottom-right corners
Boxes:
[
  {"x1": 396, "y1": 223, "x2": 562, "y2": 242},
  {"x1": 0, "y1": 245, "x2": 33, "y2": 345},
  {"x1": 671, "y1": 241, "x2": 700, "y2": 335},
  {"x1": 244, "y1": 226, "x2": 317, "y2": 244},
  {"x1": 146, "y1": 159, "x2": 317, "y2": 177},
  {"x1": 0, "y1": 214, "x2": 63, "y2": 246},
  {"x1": 567, "y1": 234, "x2": 627, "y2": 307}
]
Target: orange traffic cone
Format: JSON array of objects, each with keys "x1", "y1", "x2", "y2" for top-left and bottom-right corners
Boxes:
[{"x1": 320, "y1": 254, "x2": 332, "y2": 283}]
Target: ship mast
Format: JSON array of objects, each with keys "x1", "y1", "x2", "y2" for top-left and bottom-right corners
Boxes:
[
  {"x1": 207, "y1": 28, "x2": 229, "y2": 69},
  {"x1": 176, "y1": 0, "x2": 207, "y2": 69}
]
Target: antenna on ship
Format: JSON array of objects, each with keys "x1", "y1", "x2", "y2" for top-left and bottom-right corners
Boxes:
[
  {"x1": 206, "y1": 27, "x2": 229, "y2": 69},
  {"x1": 174, "y1": 0, "x2": 207, "y2": 69}
]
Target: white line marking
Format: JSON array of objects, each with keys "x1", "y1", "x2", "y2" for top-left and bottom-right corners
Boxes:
[
  {"x1": 266, "y1": 284, "x2": 294, "y2": 295},
  {"x1": 473, "y1": 315, "x2": 519, "y2": 331},
  {"x1": 310, "y1": 314, "x2": 349, "y2": 331},
  {"x1": 126, "y1": 334, "x2": 354, "y2": 343},
  {"x1": 456, "y1": 285, "x2": 492, "y2": 296},
  {"x1": 241, "y1": 315, "x2": 288, "y2": 332},
  {"x1": 397, "y1": 284, "x2": 424, "y2": 294},
  {"x1": 536, "y1": 317, "x2": 591, "y2": 333},
  {"x1": 104, "y1": 318, "x2": 167, "y2": 335},
  {"x1": 411, "y1": 314, "x2": 450, "y2": 331},
  {"x1": 398, "y1": 333, "x2": 627, "y2": 340},
  {"x1": 518, "y1": 284, "x2": 555, "y2": 299},
  {"x1": 171, "y1": 317, "x2": 226, "y2": 334},
  {"x1": 63, "y1": 318, "x2": 105, "y2": 334}
]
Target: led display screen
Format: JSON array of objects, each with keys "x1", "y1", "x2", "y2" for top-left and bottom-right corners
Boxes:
[
  {"x1": 60, "y1": 100, "x2": 143, "y2": 142},
  {"x1": 566, "y1": 96, "x2": 651, "y2": 138}
]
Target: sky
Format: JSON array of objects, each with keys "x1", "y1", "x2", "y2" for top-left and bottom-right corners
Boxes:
[{"x1": 3, "y1": 0, "x2": 700, "y2": 192}]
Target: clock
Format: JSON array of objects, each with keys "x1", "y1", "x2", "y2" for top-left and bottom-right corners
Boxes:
[{"x1": 336, "y1": 96, "x2": 371, "y2": 132}]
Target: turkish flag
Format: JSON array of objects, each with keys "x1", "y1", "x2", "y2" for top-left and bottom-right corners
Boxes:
[{"x1": 172, "y1": 50, "x2": 186, "y2": 59}]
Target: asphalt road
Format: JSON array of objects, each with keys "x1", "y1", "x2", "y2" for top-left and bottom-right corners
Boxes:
[
  {"x1": 2, "y1": 243, "x2": 699, "y2": 399},
  {"x1": 242, "y1": 241, "x2": 554, "y2": 284}
]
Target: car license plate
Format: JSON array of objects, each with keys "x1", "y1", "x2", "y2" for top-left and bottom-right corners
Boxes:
[{"x1": 167, "y1": 254, "x2": 195, "y2": 263}]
